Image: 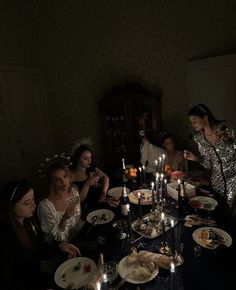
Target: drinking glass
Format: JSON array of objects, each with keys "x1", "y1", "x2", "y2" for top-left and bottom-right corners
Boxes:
[{"x1": 103, "y1": 261, "x2": 118, "y2": 286}]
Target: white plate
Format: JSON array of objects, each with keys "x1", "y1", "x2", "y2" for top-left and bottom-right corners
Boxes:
[
  {"x1": 192, "y1": 227, "x2": 232, "y2": 249},
  {"x1": 107, "y1": 186, "x2": 130, "y2": 198},
  {"x1": 118, "y1": 255, "x2": 159, "y2": 284},
  {"x1": 128, "y1": 189, "x2": 153, "y2": 205},
  {"x1": 189, "y1": 196, "x2": 218, "y2": 210},
  {"x1": 54, "y1": 256, "x2": 97, "y2": 289},
  {"x1": 86, "y1": 209, "x2": 115, "y2": 224}
]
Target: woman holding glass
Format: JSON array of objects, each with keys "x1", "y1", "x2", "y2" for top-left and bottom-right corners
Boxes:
[
  {"x1": 38, "y1": 162, "x2": 83, "y2": 243},
  {"x1": 69, "y1": 142, "x2": 110, "y2": 210}
]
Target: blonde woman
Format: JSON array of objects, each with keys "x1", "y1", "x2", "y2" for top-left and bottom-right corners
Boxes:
[{"x1": 38, "y1": 162, "x2": 83, "y2": 243}]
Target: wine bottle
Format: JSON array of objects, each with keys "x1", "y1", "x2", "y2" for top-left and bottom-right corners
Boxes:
[
  {"x1": 120, "y1": 185, "x2": 129, "y2": 216},
  {"x1": 178, "y1": 179, "x2": 189, "y2": 217}
]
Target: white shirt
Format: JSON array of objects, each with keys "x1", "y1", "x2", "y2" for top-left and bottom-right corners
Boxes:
[
  {"x1": 38, "y1": 187, "x2": 83, "y2": 242},
  {"x1": 140, "y1": 140, "x2": 164, "y2": 173}
]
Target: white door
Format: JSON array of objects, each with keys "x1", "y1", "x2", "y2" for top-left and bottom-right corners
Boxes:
[{"x1": 1, "y1": 64, "x2": 53, "y2": 179}]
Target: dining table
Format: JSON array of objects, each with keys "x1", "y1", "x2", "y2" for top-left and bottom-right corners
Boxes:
[{"x1": 56, "y1": 177, "x2": 236, "y2": 290}]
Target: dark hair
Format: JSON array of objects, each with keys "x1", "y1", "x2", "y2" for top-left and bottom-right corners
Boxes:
[
  {"x1": 69, "y1": 144, "x2": 95, "y2": 173},
  {"x1": 188, "y1": 103, "x2": 221, "y2": 127},
  {"x1": 0, "y1": 180, "x2": 37, "y2": 246},
  {"x1": 160, "y1": 132, "x2": 174, "y2": 144},
  {"x1": 0, "y1": 179, "x2": 32, "y2": 205}
]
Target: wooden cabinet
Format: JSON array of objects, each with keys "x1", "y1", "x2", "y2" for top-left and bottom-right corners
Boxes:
[{"x1": 100, "y1": 84, "x2": 161, "y2": 169}]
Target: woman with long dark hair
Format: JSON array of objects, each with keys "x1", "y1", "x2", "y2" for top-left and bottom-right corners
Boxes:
[
  {"x1": 184, "y1": 103, "x2": 236, "y2": 223},
  {"x1": 0, "y1": 179, "x2": 80, "y2": 290}
]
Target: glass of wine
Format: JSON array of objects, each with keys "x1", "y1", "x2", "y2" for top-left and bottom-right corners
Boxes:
[{"x1": 103, "y1": 261, "x2": 118, "y2": 287}]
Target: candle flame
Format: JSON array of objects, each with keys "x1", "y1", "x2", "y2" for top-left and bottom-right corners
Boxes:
[{"x1": 170, "y1": 261, "x2": 175, "y2": 273}]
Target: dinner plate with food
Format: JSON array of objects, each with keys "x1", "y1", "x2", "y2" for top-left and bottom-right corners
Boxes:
[
  {"x1": 54, "y1": 256, "x2": 97, "y2": 289},
  {"x1": 192, "y1": 227, "x2": 232, "y2": 249},
  {"x1": 189, "y1": 196, "x2": 218, "y2": 211},
  {"x1": 128, "y1": 189, "x2": 152, "y2": 205},
  {"x1": 86, "y1": 209, "x2": 115, "y2": 225},
  {"x1": 107, "y1": 186, "x2": 130, "y2": 198},
  {"x1": 118, "y1": 250, "x2": 159, "y2": 284}
]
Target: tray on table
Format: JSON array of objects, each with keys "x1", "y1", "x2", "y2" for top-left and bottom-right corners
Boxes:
[{"x1": 131, "y1": 212, "x2": 177, "y2": 239}]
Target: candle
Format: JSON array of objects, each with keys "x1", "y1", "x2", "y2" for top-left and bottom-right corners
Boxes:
[
  {"x1": 170, "y1": 260, "x2": 175, "y2": 290},
  {"x1": 151, "y1": 182, "x2": 155, "y2": 212},
  {"x1": 171, "y1": 219, "x2": 175, "y2": 253},
  {"x1": 137, "y1": 191, "x2": 142, "y2": 219},
  {"x1": 127, "y1": 204, "x2": 132, "y2": 224},
  {"x1": 139, "y1": 167, "x2": 143, "y2": 188},
  {"x1": 155, "y1": 173, "x2": 159, "y2": 203},
  {"x1": 142, "y1": 165, "x2": 146, "y2": 186},
  {"x1": 96, "y1": 282, "x2": 101, "y2": 290},
  {"x1": 155, "y1": 159, "x2": 158, "y2": 173},
  {"x1": 161, "y1": 212, "x2": 165, "y2": 237},
  {"x1": 164, "y1": 179, "x2": 167, "y2": 200},
  {"x1": 103, "y1": 273, "x2": 108, "y2": 283},
  {"x1": 122, "y1": 158, "x2": 125, "y2": 169},
  {"x1": 162, "y1": 154, "x2": 165, "y2": 173},
  {"x1": 158, "y1": 156, "x2": 162, "y2": 172},
  {"x1": 159, "y1": 174, "x2": 164, "y2": 201}
]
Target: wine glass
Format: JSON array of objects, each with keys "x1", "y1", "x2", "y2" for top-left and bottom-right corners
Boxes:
[
  {"x1": 103, "y1": 261, "x2": 118, "y2": 287},
  {"x1": 202, "y1": 202, "x2": 216, "y2": 225}
]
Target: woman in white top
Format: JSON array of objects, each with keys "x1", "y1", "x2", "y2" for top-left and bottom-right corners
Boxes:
[{"x1": 38, "y1": 162, "x2": 83, "y2": 243}]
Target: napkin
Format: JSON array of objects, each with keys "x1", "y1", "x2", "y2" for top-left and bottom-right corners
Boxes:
[{"x1": 184, "y1": 214, "x2": 217, "y2": 227}]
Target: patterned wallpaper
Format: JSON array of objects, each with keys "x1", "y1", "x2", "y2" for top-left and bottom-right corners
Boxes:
[{"x1": 0, "y1": 0, "x2": 236, "y2": 184}]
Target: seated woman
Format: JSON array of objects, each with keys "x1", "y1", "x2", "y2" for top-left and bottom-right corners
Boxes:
[
  {"x1": 0, "y1": 179, "x2": 80, "y2": 290},
  {"x1": 38, "y1": 162, "x2": 83, "y2": 243},
  {"x1": 160, "y1": 132, "x2": 187, "y2": 174},
  {"x1": 69, "y1": 141, "x2": 110, "y2": 210}
]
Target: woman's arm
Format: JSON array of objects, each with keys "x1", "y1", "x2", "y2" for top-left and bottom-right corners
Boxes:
[{"x1": 96, "y1": 167, "x2": 109, "y2": 202}]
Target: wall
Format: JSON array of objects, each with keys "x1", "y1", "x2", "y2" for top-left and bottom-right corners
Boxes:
[
  {"x1": 35, "y1": 0, "x2": 236, "y2": 166},
  {"x1": 0, "y1": 0, "x2": 236, "y2": 184},
  {"x1": 0, "y1": 0, "x2": 41, "y2": 185}
]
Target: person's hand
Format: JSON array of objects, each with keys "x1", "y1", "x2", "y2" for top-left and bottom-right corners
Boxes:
[
  {"x1": 87, "y1": 174, "x2": 100, "y2": 187},
  {"x1": 58, "y1": 242, "x2": 81, "y2": 259},
  {"x1": 184, "y1": 150, "x2": 198, "y2": 161},
  {"x1": 64, "y1": 205, "x2": 78, "y2": 218}
]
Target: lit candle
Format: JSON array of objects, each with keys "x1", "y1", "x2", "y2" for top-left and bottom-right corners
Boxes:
[
  {"x1": 137, "y1": 191, "x2": 142, "y2": 219},
  {"x1": 122, "y1": 158, "x2": 125, "y2": 169},
  {"x1": 158, "y1": 156, "x2": 162, "y2": 172},
  {"x1": 142, "y1": 165, "x2": 146, "y2": 186},
  {"x1": 171, "y1": 219, "x2": 175, "y2": 253},
  {"x1": 170, "y1": 260, "x2": 175, "y2": 290},
  {"x1": 127, "y1": 203, "x2": 133, "y2": 238},
  {"x1": 103, "y1": 273, "x2": 108, "y2": 283},
  {"x1": 96, "y1": 282, "x2": 101, "y2": 290},
  {"x1": 155, "y1": 159, "x2": 158, "y2": 173},
  {"x1": 162, "y1": 154, "x2": 165, "y2": 173},
  {"x1": 155, "y1": 173, "x2": 159, "y2": 203},
  {"x1": 151, "y1": 182, "x2": 155, "y2": 212},
  {"x1": 138, "y1": 167, "x2": 143, "y2": 188},
  {"x1": 159, "y1": 173, "x2": 164, "y2": 201},
  {"x1": 164, "y1": 179, "x2": 167, "y2": 200},
  {"x1": 161, "y1": 212, "x2": 165, "y2": 235}
]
